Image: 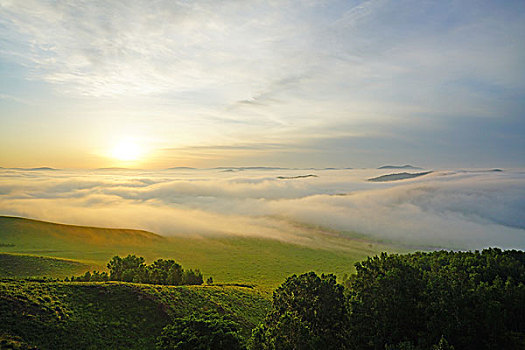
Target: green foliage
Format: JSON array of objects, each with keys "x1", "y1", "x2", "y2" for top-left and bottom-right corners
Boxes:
[
  {"x1": 74, "y1": 255, "x2": 204, "y2": 286},
  {"x1": 346, "y1": 248, "x2": 525, "y2": 350},
  {"x1": 71, "y1": 270, "x2": 108, "y2": 282},
  {"x1": 156, "y1": 313, "x2": 245, "y2": 350},
  {"x1": 0, "y1": 334, "x2": 37, "y2": 349},
  {"x1": 149, "y1": 259, "x2": 183, "y2": 285},
  {"x1": 182, "y1": 269, "x2": 204, "y2": 285},
  {"x1": 0, "y1": 280, "x2": 270, "y2": 349},
  {"x1": 384, "y1": 337, "x2": 455, "y2": 350},
  {"x1": 432, "y1": 336, "x2": 454, "y2": 350},
  {"x1": 0, "y1": 281, "x2": 171, "y2": 349},
  {"x1": 107, "y1": 255, "x2": 145, "y2": 281},
  {"x1": 250, "y1": 272, "x2": 349, "y2": 349},
  {"x1": 348, "y1": 252, "x2": 426, "y2": 348},
  {"x1": 250, "y1": 249, "x2": 525, "y2": 350},
  {"x1": 0, "y1": 253, "x2": 93, "y2": 279}
]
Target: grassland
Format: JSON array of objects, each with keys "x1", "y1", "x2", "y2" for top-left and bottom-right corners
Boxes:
[
  {"x1": 0, "y1": 216, "x2": 400, "y2": 349},
  {"x1": 0, "y1": 253, "x2": 95, "y2": 279},
  {"x1": 0, "y1": 280, "x2": 270, "y2": 349},
  {"x1": 0, "y1": 216, "x2": 396, "y2": 288}
]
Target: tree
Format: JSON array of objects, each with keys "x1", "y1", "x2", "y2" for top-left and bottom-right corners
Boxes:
[
  {"x1": 183, "y1": 269, "x2": 203, "y2": 285},
  {"x1": 79, "y1": 255, "x2": 203, "y2": 286},
  {"x1": 107, "y1": 255, "x2": 145, "y2": 282},
  {"x1": 432, "y1": 336, "x2": 454, "y2": 350},
  {"x1": 147, "y1": 259, "x2": 183, "y2": 285},
  {"x1": 250, "y1": 272, "x2": 349, "y2": 350},
  {"x1": 156, "y1": 313, "x2": 245, "y2": 350},
  {"x1": 345, "y1": 249, "x2": 525, "y2": 349},
  {"x1": 347, "y1": 253, "x2": 427, "y2": 349}
]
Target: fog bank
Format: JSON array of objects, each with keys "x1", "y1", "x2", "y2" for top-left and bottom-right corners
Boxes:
[{"x1": 0, "y1": 167, "x2": 523, "y2": 249}]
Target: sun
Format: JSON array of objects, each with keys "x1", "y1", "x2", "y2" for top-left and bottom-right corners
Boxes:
[{"x1": 111, "y1": 140, "x2": 142, "y2": 162}]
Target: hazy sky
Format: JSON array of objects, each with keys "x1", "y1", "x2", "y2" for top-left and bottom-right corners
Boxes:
[{"x1": 1, "y1": 0, "x2": 524, "y2": 169}]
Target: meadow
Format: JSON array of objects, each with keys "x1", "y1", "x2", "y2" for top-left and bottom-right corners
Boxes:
[
  {"x1": 1, "y1": 216, "x2": 524, "y2": 349},
  {"x1": 0, "y1": 216, "x2": 394, "y2": 289},
  {"x1": 0, "y1": 215, "x2": 390, "y2": 349},
  {"x1": 0, "y1": 280, "x2": 270, "y2": 349}
]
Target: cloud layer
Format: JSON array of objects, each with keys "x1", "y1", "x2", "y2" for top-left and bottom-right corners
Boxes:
[{"x1": 1, "y1": 167, "x2": 523, "y2": 250}]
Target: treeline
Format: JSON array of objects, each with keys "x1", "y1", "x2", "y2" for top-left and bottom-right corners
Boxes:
[
  {"x1": 70, "y1": 255, "x2": 204, "y2": 285},
  {"x1": 252, "y1": 248, "x2": 525, "y2": 350},
  {"x1": 156, "y1": 248, "x2": 525, "y2": 350}
]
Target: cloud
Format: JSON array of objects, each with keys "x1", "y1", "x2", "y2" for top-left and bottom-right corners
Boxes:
[
  {"x1": 2, "y1": 0, "x2": 523, "y2": 109},
  {"x1": 1, "y1": 1, "x2": 524, "y2": 168},
  {"x1": 0, "y1": 168, "x2": 523, "y2": 250}
]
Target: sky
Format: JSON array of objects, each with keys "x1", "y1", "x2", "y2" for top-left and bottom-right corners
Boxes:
[
  {"x1": 0, "y1": 0, "x2": 524, "y2": 169},
  {"x1": 1, "y1": 168, "x2": 524, "y2": 249}
]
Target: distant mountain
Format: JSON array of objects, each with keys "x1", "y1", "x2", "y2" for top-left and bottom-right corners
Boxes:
[
  {"x1": 165, "y1": 167, "x2": 196, "y2": 170},
  {"x1": 28, "y1": 167, "x2": 57, "y2": 171},
  {"x1": 213, "y1": 166, "x2": 289, "y2": 171},
  {"x1": 8, "y1": 167, "x2": 58, "y2": 171},
  {"x1": 368, "y1": 171, "x2": 432, "y2": 182},
  {"x1": 277, "y1": 174, "x2": 318, "y2": 180},
  {"x1": 457, "y1": 169, "x2": 503, "y2": 173},
  {"x1": 378, "y1": 165, "x2": 422, "y2": 170}
]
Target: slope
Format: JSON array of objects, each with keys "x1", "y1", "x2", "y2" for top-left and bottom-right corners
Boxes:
[
  {"x1": 0, "y1": 280, "x2": 270, "y2": 349},
  {"x1": 0, "y1": 253, "x2": 95, "y2": 278},
  {"x1": 0, "y1": 216, "x2": 395, "y2": 288}
]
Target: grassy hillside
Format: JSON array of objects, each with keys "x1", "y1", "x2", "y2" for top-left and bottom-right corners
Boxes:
[
  {"x1": 0, "y1": 216, "x2": 164, "y2": 262},
  {"x1": 0, "y1": 216, "x2": 396, "y2": 288},
  {"x1": 0, "y1": 253, "x2": 95, "y2": 279},
  {"x1": 0, "y1": 280, "x2": 270, "y2": 349}
]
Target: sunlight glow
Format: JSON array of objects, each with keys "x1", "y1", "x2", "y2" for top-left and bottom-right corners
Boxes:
[{"x1": 111, "y1": 140, "x2": 142, "y2": 162}]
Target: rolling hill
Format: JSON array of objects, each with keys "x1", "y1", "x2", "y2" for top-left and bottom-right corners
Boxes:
[
  {"x1": 0, "y1": 216, "x2": 395, "y2": 288},
  {"x1": 0, "y1": 254, "x2": 95, "y2": 279},
  {"x1": 377, "y1": 165, "x2": 422, "y2": 170},
  {"x1": 368, "y1": 171, "x2": 432, "y2": 182},
  {"x1": 0, "y1": 280, "x2": 270, "y2": 349}
]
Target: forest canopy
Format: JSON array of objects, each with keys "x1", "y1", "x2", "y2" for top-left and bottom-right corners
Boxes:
[{"x1": 250, "y1": 248, "x2": 525, "y2": 350}]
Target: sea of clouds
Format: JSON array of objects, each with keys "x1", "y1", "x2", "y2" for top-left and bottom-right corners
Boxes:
[{"x1": 0, "y1": 167, "x2": 524, "y2": 250}]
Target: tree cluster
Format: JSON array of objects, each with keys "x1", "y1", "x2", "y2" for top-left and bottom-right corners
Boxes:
[
  {"x1": 157, "y1": 313, "x2": 245, "y2": 350},
  {"x1": 250, "y1": 248, "x2": 525, "y2": 350},
  {"x1": 250, "y1": 272, "x2": 348, "y2": 349},
  {"x1": 71, "y1": 254, "x2": 204, "y2": 286}
]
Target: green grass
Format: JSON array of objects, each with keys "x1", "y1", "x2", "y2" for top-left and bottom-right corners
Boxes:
[
  {"x1": 0, "y1": 216, "x2": 400, "y2": 348},
  {"x1": 0, "y1": 280, "x2": 271, "y2": 349},
  {"x1": 0, "y1": 253, "x2": 96, "y2": 279},
  {"x1": 0, "y1": 216, "x2": 398, "y2": 288}
]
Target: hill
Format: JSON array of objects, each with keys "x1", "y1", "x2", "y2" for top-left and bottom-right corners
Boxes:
[
  {"x1": 368, "y1": 171, "x2": 432, "y2": 182},
  {"x1": 377, "y1": 165, "x2": 422, "y2": 170},
  {"x1": 0, "y1": 254, "x2": 95, "y2": 278},
  {"x1": 0, "y1": 280, "x2": 270, "y2": 349},
  {"x1": 0, "y1": 216, "x2": 394, "y2": 288},
  {"x1": 276, "y1": 174, "x2": 318, "y2": 179},
  {"x1": 0, "y1": 216, "x2": 163, "y2": 246}
]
